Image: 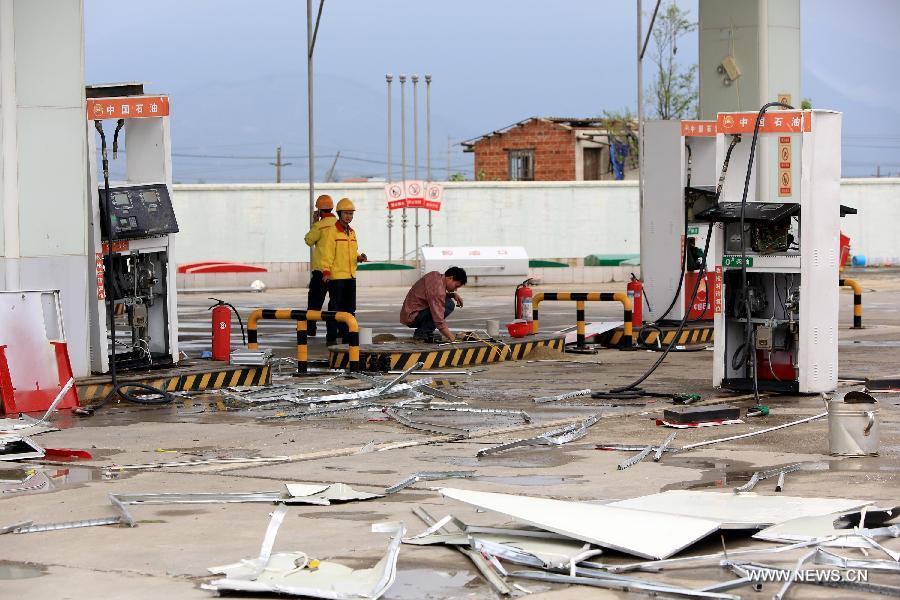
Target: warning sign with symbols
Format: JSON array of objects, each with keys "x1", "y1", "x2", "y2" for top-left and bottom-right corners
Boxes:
[
  {"x1": 424, "y1": 182, "x2": 443, "y2": 211},
  {"x1": 385, "y1": 182, "x2": 406, "y2": 210},
  {"x1": 778, "y1": 135, "x2": 793, "y2": 197},
  {"x1": 404, "y1": 180, "x2": 425, "y2": 208}
]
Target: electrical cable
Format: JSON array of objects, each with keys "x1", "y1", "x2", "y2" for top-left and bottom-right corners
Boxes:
[
  {"x1": 735, "y1": 102, "x2": 794, "y2": 406},
  {"x1": 81, "y1": 121, "x2": 173, "y2": 414},
  {"x1": 604, "y1": 135, "x2": 743, "y2": 392}
]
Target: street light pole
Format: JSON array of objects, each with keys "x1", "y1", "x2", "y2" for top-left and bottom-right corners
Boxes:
[
  {"x1": 425, "y1": 74, "x2": 433, "y2": 245},
  {"x1": 386, "y1": 74, "x2": 393, "y2": 262},
  {"x1": 399, "y1": 74, "x2": 407, "y2": 261},
  {"x1": 412, "y1": 74, "x2": 420, "y2": 255},
  {"x1": 307, "y1": 0, "x2": 316, "y2": 231}
]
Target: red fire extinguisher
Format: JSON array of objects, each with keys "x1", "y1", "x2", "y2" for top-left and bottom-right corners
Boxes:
[
  {"x1": 627, "y1": 273, "x2": 643, "y2": 329},
  {"x1": 208, "y1": 298, "x2": 245, "y2": 361},
  {"x1": 515, "y1": 278, "x2": 534, "y2": 321}
]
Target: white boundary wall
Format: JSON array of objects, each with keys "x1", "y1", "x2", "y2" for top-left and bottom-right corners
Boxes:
[
  {"x1": 170, "y1": 181, "x2": 639, "y2": 265},
  {"x1": 171, "y1": 178, "x2": 897, "y2": 267}
]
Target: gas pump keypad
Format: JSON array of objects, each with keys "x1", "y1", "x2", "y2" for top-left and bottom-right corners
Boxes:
[{"x1": 100, "y1": 183, "x2": 179, "y2": 240}]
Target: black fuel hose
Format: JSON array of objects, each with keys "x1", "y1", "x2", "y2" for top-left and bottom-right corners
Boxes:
[
  {"x1": 599, "y1": 134, "x2": 744, "y2": 393},
  {"x1": 80, "y1": 121, "x2": 172, "y2": 414}
]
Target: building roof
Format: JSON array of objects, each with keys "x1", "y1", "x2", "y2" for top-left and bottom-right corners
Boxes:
[{"x1": 461, "y1": 116, "x2": 616, "y2": 151}]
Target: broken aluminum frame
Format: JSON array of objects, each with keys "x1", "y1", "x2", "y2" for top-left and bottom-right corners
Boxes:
[
  {"x1": 286, "y1": 379, "x2": 433, "y2": 407},
  {"x1": 0, "y1": 434, "x2": 44, "y2": 460},
  {"x1": 653, "y1": 432, "x2": 678, "y2": 461},
  {"x1": 402, "y1": 405, "x2": 531, "y2": 423},
  {"x1": 509, "y1": 570, "x2": 741, "y2": 600},
  {"x1": 102, "y1": 455, "x2": 291, "y2": 472},
  {"x1": 609, "y1": 537, "x2": 837, "y2": 573},
  {"x1": 472, "y1": 537, "x2": 602, "y2": 573},
  {"x1": 812, "y1": 547, "x2": 900, "y2": 573},
  {"x1": 385, "y1": 407, "x2": 470, "y2": 437},
  {"x1": 111, "y1": 483, "x2": 382, "y2": 507},
  {"x1": 733, "y1": 464, "x2": 801, "y2": 494},
  {"x1": 5, "y1": 492, "x2": 136, "y2": 534},
  {"x1": 476, "y1": 414, "x2": 600, "y2": 457},
  {"x1": 412, "y1": 506, "x2": 513, "y2": 596},
  {"x1": 617, "y1": 445, "x2": 653, "y2": 470},
  {"x1": 679, "y1": 412, "x2": 827, "y2": 451},
  {"x1": 230, "y1": 349, "x2": 273, "y2": 366},
  {"x1": 596, "y1": 443, "x2": 678, "y2": 454},
  {"x1": 384, "y1": 471, "x2": 475, "y2": 495},
  {"x1": 533, "y1": 389, "x2": 592, "y2": 404}
]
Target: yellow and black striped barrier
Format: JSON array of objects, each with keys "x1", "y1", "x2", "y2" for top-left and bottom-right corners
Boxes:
[
  {"x1": 247, "y1": 308, "x2": 360, "y2": 372},
  {"x1": 76, "y1": 365, "x2": 270, "y2": 404},
  {"x1": 329, "y1": 335, "x2": 565, "y2": 372},
  {"x1": 531, "y1": 292, "x2": 635, "y2": 348},
  {"x1": 839, "y1": 278, "x2": 862, "y2": 329}
]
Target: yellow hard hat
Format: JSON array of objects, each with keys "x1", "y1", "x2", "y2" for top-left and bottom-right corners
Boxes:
[
  {"x1": 336, "y1": 198, "x2": 355, "y2": 212},
  {"x1": 315, "y1": 194, "x2": 334, "y2": 210}
]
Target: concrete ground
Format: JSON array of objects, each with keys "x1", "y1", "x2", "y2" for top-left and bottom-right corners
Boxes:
[{"x1": 1, "y1": 267, "x2": 898, "y2": 599}]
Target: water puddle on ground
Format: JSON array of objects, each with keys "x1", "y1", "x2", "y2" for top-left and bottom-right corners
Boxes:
[
  {"x1": 0, "y1": 561, "x2": 47, "y2": 580},
  {"x1": 0, "y1": 464, "x2": 135, "y2": 498},
  {"x1": 840, "y1": 340, "x2": 900, "y2": 347},
  {"x1": 385, "y1": 568, "x2": 492, "y2": 600}
]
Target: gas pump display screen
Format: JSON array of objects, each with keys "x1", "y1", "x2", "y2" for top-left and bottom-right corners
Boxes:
[{"x1": 99, "y1": 183, "x2": 179, "y2": 240}]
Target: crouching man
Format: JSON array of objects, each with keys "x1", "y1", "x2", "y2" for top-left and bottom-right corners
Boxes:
[{"x1": 400, "y1": 266, "x2": 467, "y2": 342}]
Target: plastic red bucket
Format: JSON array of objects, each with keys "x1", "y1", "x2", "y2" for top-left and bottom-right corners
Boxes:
[{"x1": 506, "y1": 321, "x2": 531, "y2": 338}]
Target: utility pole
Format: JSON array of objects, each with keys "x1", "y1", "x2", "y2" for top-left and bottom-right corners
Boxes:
[
  {"x1": 307, "y1": 0, "x2": 326, "y2": 261},
  {"x1": 386, "y1": 74, "x2": 393, "y2": 262},
  {"x1": 324, "y1": 151, "x2": 340, "y2": 182},
  {"x1": 636, "y1": 0, "x2": 645, "y2": 283},
  {"x1": 425, "y1": 74, "x2": 433, "y2": 245},
  {"x1": 400, "y1": 74, "x2": 407, "y2": 260},
  {"x1": 412, "y1": 74, "x2": 420, "y2": 255},
  {"x1": 447, "y1": 136, "x2": 451, "y2": 180},
  {"x1": 270, "y1": 146, "x2": 292, "y2": 183}
]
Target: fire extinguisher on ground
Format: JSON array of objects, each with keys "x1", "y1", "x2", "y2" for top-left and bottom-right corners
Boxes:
[
  {"x1": 208, "y1": 298, "x2": 246, "y2": 361},
  {"x1": 627, "y1": 273, "x2": 644, "y2": 329},
  {"x1": 515, "y1": 278, "x2": 534, "y2": 322}
]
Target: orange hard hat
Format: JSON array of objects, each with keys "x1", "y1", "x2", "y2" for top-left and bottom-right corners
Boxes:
[
  {"x1": 315, "y1": 194, "x2": 334, "y2": 210},
  {"x1": 336, "y1": 198, "x2": 356, "y2": 212}
]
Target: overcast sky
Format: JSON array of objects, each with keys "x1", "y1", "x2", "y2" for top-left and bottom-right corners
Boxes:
[{"x1": 85, "y1": 0, "x2": 900, "y2": 182}]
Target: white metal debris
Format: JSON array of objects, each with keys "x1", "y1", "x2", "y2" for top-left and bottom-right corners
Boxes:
[
  {"x1": 385, "y1": 471, "x2": 475, "y2": 494},
  {"x1": 532, "y1": 389, "x2": 592, "y2": 404},
  {"x1": 440, "y1": 487, "x2": 721, "y2": 560},
  {"x1": 476, "y1": 414, "x2": 600, "y2": 457},
  {"x1": 204, "y1": 508, "x2": 405, "y2": 600},
  {"x1": 609, "y1": 490, "x2": 872, "y2": 529},
  {"x1": 0, "y1": 434, "x2": 44, "y2": 460}
]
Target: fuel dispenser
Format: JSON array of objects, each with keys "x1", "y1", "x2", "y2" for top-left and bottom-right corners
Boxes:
[
  {"x1": 86, "y1": 84, "x2": 180, "y2": 374},
  {"x1": 699, "y1": 109, "x2": 841, "y2": 394},
  {"x1": 641, "y1": 120, "x2": 721, "y2": 323}
]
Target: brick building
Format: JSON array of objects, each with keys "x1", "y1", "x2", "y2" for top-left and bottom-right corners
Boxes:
[{"x1": 462, "y1": 117, "x2": 638, "y2": 181}]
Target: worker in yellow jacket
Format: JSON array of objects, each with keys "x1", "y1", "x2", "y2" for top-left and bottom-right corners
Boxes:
[
  {"x1": 320, "y1": 197, "x2": 367, "y2": 344},
  {"x1": 303, "y1": 194, "x2": 337, "y2": 336}
]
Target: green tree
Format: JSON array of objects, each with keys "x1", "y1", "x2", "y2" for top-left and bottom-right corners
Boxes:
[
  {"x1": 647, "y1": 2, "x2": 698, "y2": 120},
  {"x1": 449, "y1": 172, "x2": 466, "y2": 181}
]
